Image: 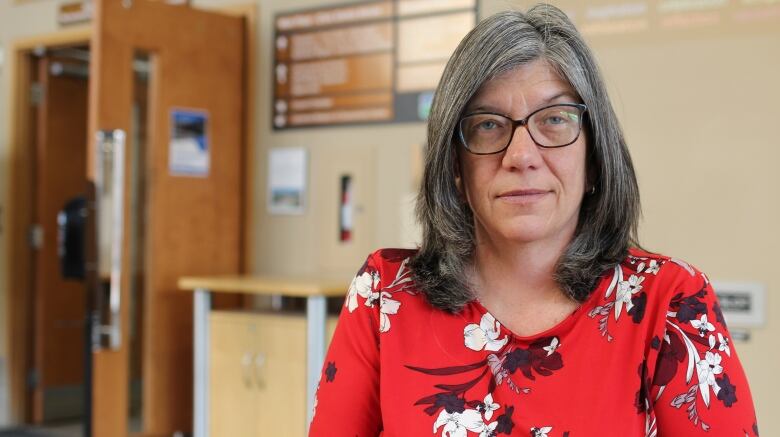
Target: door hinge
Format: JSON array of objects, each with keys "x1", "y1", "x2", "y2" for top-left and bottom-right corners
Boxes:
[
  {"x1": 30, "y1": 82, "x2": 43, "y2": 107},
  {"x1": 27, "y1": 368, "x2": 39, "y2": 389},
  {"x1": 29, "y1": 224, "x2": 43, "y2": 250}
]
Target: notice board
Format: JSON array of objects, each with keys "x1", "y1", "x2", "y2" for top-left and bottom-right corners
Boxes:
[{"x1": 273, "y1": 0, "x2": 477, "y2": 129}]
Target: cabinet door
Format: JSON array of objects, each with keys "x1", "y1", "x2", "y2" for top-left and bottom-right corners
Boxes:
[
  {"x1": 210, "y1": 312, "x2": 340, "y2": 436},
  {"x1": 210, "y1": 315, "x2": 256, "y2": 437},
  {"x1": 254, "y1": 314, "x2": 308, "y2": 436}
]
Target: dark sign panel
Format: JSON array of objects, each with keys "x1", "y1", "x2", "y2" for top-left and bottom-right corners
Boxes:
[{"x1": 273, "y1": 0, "x2": 477, "y2": 129}]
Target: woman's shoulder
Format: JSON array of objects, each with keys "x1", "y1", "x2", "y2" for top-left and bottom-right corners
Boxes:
[
  {"x1": 625, "y1": 247, "x2": 706, "y2": 278},
  {"x1": 620, "y1": 247, "x2": 713, "y2": 303},
  {"x1": 345, "y1": 248, "x2": 426, "y2": 320}
]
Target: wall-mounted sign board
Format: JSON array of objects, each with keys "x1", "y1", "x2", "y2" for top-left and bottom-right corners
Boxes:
[
  {"x1": 712, "y1": 281, "x2": 766, "y2": 329},
  {"x1": 273, "y1": 0, "x2": 477, "y2": 129}
]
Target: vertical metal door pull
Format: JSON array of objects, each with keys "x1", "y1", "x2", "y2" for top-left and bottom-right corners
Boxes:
[{"x1": 93, "y1": 129, "x2": 126, "y2": 350}]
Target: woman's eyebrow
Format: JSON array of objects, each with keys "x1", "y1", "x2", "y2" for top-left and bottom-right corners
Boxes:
[
  {"x1": 542, "y1": 91, "x2": 578, "y2": 103},
  {"x1": 464, "y1": 91, "x2": 579, "y2": 115},
  {"x1": 465, "y1": 104, "x2": 505, "y2": 114}
]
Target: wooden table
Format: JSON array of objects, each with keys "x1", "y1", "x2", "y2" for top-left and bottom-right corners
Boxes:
[{"x1": 178, "y1": 275, "x2": 348, "y2": 437}]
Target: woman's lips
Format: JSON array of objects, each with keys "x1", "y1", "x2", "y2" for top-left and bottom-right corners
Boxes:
[{"x1": 496, "y1": 189, "x2": 551, "y2": 203}]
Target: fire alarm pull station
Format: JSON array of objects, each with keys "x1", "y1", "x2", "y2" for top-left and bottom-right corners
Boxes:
[{"x1": 340, "y1": 175, "x2": 353, "y2": 242}]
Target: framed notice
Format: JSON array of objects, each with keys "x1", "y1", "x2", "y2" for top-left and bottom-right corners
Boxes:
[
  {"x1": 267, "y1": 147, "x2": 308, "y2": 215},
  {"x1": 273, "y1": 0, "x2": 477, "y2": 129}
]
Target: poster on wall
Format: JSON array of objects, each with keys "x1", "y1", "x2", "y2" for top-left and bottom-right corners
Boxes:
[
  {"x1": 169, "y1": 109, "x2": 209, "y2": 177},
  {"x1": 268, "y1": 147, "x2": 308, "y2": 215},
  {"x1": 272, "y1": 0, "x2": 477, "y2": 129}
]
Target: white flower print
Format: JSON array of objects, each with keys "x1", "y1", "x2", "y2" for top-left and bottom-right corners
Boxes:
[
  {"x1": 671, "y1": 257, "x2": 695, "y2": 276},
  {"x1": 464, "y1": 313, "x2": 509, "y2": 352},
  {"x1": 718, "y1": 333, "x2": 731, "y2": 357},
  {"x1": 542, "y1": 337, "x2": 561, "y2": 356},
  {"x1": 690, "y1": 314, "x2": 715, "y2": 337},
  {"x1": 531, "y1": 426, "x2": 553, "y2": 437},
  {"x1": 696, "y1": 351, "x2": 723, "y2": 406},
  {"x1": 311, "y1": 383, "x2": 319, "y2": 422},
  {"x1": 645, "y1": 259, "x2": 661, "y2": 275},
  {"x1": 614, "y1": 274, "x2": 644, "y2": 320},
  {"x1": 433, "y1": 408, "x2": 484, "y2": 437},
  {"x1": 379, "y1": 291, "x2": 401, "y2": 333},
  {"x1": 480, "y1": 393, "x2": 499, "y2": 420},
  {"x1": 478, "y1": 421, "x2": 498, "y2": 437},
  {"x1": 346, "y1": 270, "x2": 379, "y2": 312}
]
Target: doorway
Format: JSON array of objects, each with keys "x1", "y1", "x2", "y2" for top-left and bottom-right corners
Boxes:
[
  {"x1": 5, "y1": 3, "x2": 255, "y2": 435},
  {"x1": 6, "y1": 40, "x2": 149, "y2": 434}
]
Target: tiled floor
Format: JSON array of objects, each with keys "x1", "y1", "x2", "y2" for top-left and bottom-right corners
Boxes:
[{"x1": 0, "y1": 421, "x2": 81, "y2": 437}]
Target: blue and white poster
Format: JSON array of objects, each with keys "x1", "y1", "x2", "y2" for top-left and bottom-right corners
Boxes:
[{"x1": 169, "y1": 109, "x2": 209, "y2": 177}]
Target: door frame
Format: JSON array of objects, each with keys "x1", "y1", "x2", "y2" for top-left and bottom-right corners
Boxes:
[{"x1": 3, "y1": 3, "x2": 256, "y2": 424}]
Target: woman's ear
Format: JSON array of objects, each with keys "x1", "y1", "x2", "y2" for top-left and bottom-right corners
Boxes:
[{"x1": 454, "y1": 152, "x2": 466, "y2": 201}]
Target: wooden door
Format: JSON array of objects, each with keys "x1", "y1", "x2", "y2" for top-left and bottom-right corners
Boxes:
[
  {"x1": 31, "y1": 54, "x2": 89, "y2": 424},
  {"x1": 87, "y1": 0, "x2": 245, "y2": 435}
]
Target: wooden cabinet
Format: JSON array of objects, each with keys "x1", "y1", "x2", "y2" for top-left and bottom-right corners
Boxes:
[{"x1": 209, "y1": 311, "x2": 337, "y2": 437}]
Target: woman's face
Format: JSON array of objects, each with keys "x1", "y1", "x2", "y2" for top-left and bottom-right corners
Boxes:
[{"x1": 456, "y1": 59, "x2": 588, "y2": 249}]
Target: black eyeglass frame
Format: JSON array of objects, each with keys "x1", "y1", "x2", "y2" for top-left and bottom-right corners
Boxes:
[{"x1": 458, "y1": 103, "x2": 588, "y2": 155}]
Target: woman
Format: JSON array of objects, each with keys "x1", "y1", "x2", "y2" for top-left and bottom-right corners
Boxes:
[{"x1": 309, "y1": 5, "x2": 757, "y2": 436}]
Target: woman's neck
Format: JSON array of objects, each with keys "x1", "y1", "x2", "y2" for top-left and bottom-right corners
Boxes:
[{"x1": 470, "y1": 228, "x2": 573, "y2": 307}]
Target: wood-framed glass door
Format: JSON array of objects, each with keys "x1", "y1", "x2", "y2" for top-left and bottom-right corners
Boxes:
[{"x1": 87, "y1": 0, "x2": 245, "y2": 435}]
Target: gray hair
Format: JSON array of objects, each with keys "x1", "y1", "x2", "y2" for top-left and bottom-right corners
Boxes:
[{"x1": 409, "y1": 4, "x2": 641, "y2": 313}]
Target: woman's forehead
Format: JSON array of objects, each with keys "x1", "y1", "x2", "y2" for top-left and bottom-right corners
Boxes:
[{"x1": 467, "y1": 60, "x2": 578, "y2": 112}]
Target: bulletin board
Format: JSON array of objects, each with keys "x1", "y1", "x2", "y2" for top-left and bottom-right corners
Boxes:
[{"x1": 272, "y1": 0, "x2": 477, "y2": 129}]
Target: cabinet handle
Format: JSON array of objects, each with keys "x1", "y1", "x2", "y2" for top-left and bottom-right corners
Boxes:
[
  {"x1": 254, "y1": 352, "x2": 266, "y2": 390},
  {"x1": 241, "y1": 352, "x2": 253, "y2": 388}
]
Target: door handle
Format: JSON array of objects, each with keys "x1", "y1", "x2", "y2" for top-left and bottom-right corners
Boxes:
[{"x1": 92, "y1": 129, "x2": 126, "y2": 351}]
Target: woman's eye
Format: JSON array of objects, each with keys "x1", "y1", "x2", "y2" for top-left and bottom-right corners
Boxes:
[
  {"x1": 545, "y1": 115, "x2": 565, "y2": 125},
  {"x1": 478, "y1": 120, "x2": 497, "y2": 130}
]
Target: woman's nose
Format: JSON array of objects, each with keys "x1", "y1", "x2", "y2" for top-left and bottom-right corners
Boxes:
[{"x1": 501, "y1": 124, "x2": 543, "y2": 171}]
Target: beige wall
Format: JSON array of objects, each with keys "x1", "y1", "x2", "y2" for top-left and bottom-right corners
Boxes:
[{"x1": 1, "y1": 0, "x2": 777, "y2": 432}]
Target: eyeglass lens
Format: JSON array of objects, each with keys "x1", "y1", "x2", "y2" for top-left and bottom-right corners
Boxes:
[{"x1": 460, "y1": 105, "x2": 584, "y2": 153}]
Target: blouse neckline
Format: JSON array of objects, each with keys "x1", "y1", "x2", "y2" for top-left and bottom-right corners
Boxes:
[{"x1": 468, "y1": 273, "x2": 606, "y2": 342}]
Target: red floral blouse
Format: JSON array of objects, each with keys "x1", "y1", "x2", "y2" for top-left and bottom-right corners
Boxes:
[{"x1": 309, "y1": 248, "x2": 758, "y2": 437}]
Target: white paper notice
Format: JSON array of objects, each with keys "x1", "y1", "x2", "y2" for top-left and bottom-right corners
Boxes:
[
  {"x1": 268, "y1": 147, "x2": 307, "y2": 214},
  {"x1": 169, "y1": 109, "x2": 209, "y2": 177}
]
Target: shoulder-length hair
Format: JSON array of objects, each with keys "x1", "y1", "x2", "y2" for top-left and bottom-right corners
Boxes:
[{"x1": 409, "y1": 4, "x2": 641, "y2": 313}]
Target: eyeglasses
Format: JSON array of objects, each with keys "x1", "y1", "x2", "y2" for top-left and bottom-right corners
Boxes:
[{"x1": 458, "y1": 103, "x2": 588, "y2": 154}]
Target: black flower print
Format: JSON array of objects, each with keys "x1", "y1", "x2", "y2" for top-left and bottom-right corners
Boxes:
[
  {"x1": 325, "y1": 361, "x2": 337, "y2": 382},
  {"x1": 628, "y1": 292, "x2": 647, "y2": 323},
  {"x1": 494, "y1": 405, "x2": 515, "y2": 434},
  {"x1": 435, "y1": 393, "x2": 466, "y2": 414},
  {"x1": 502, "y1": 338, "x2": 564, "y2": 381},
  {"x1": 671, "y1": 290, "x2": 707, "y2": 323},
  {"x1": 651, "y1": 335, "x2": 661, "y2": 350},
  {"x1": 716, "y1": 373, "x2": 738, "y2": 407}
]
